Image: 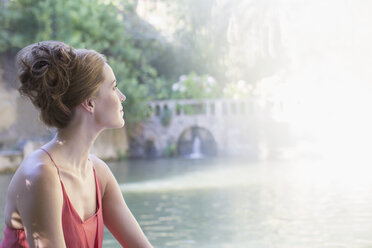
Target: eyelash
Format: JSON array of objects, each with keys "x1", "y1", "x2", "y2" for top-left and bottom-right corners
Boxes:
[{"x1": 113, "y1": 85, "x2": 117, "y2": 90}]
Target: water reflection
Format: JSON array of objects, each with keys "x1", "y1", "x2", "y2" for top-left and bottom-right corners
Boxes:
[
  {"x1": 2, "y1": 157, "x2": 372, "y2": 248},
  {"x1": 109, "y1": 157, "x2": 372, "y2": 248}
]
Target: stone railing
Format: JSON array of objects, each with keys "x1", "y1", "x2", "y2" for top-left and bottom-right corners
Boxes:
[{"x1": 148, "y1": 98, "x2": 261, "y2": 118}]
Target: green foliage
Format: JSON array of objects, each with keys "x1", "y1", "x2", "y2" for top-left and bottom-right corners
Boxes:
[
  {"x1": 171, "y1": 73, "x2": 222, "y2": 100},
  {"x1": 0, "y1": 0, "x2": 159, "y2": 133},
  {"x1": 147, "y1": 77, "x2": 173, "y2": 100},
  {"x1": 160, "y1": 107, "x2": 172, "y2": 126},
  {"x1": 164, "y1": 143, "x2": 177, "y2": 157}
]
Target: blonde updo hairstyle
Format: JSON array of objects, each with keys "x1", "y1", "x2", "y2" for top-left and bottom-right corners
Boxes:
[{"x1": 16, "y1": 41, "x2": 107, "y2": 129}]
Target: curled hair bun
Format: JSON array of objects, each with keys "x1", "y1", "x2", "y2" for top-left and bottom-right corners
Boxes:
[{"x1": 16, "y1": 41, "x2": 106, "y2": 129}]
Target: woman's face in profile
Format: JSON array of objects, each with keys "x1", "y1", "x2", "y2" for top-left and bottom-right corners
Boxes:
[{"x1": 93, "y1": 63, "x2": 126, "y2": 128}]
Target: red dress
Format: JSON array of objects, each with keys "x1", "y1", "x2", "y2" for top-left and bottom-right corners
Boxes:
[{"x1": 0, "y1": 148, "x2": 103, "y2": 248}]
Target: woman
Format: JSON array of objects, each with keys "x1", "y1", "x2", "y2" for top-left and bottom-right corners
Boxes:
[{"x1": 0, "y1": 41, "x2": 153, "y2": 248}]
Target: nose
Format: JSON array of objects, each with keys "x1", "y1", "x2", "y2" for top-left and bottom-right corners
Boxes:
[{"x1": 117, "y1": 88, "x2": 126, "y2": 103}]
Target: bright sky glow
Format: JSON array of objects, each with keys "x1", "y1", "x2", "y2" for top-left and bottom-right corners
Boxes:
[
  {"x1": 248, "y1": 0, "x2": 372, "y2": 166},
  {"x1": 137, "y1": 0, "x2": 372, "y2": 167}
]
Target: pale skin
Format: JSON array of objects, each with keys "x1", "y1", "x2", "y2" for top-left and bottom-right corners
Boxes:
[{"x1": 3, "y1": 63, "x2": 153, "y2": 248}]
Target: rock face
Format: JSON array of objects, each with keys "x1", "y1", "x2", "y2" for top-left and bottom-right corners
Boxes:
[
  {"x1": 0, "y1": 79, "x2": 17, "y2": 133},
  {"x1": 0, "y1": 61, "x2": 23, "y2": 149},
  {"x1": 0, "y1": 54, "x2": 129, "y2": 165},
  {"x1": 92, "y1": 128, "x2": 129, "y2": 160}
]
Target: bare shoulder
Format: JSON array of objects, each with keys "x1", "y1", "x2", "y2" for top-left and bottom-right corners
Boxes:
[
  {"x1": 5, "y1": 149, "x2": 62, "y2": 227},
  {"x1": 89, "y1": 154, "x2": 115, "y2": 196},
  {"x1": 9, "y1": 149, "x2": 61, "y2": 201}
]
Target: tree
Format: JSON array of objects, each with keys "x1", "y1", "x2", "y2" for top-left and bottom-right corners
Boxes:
[
  {"x1": 0, "y1": 0, "x2": 161, "y2": 133},
  {"x1": 154, "y1": 0, "x2": 290, "y2": 85}
]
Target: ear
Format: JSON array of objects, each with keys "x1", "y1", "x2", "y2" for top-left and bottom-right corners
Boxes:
[{"x1": 81, "y1": 98, "x2": 95, "y2": 114}]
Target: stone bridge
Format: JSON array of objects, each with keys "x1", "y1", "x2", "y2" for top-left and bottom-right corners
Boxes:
[{"x1": 134, "y1": 98, "x2": 292, "y2": 158}]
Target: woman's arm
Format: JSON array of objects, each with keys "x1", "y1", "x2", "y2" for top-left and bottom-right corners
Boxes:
[
  {"x1": 93, "y1": 156, "x2": 153, "y2": 248},
  {"x1": 17, "y1": 163, "x2": 66, "y2": 248}
]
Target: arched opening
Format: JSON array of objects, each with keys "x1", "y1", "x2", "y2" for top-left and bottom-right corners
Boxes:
[
  {"x1": 177, "y1": 126, "x2": 217, "y2": 158},
  {"x1": 209, "y1": 102, "x2": 215, "y2": 115},
  {"x1": 155, "y1": 105, "x2": 161, "y2": 116}
]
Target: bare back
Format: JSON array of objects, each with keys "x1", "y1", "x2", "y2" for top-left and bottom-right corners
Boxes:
[{"x1": 3, "y1": 149, "x2": 98, "y2": 235}]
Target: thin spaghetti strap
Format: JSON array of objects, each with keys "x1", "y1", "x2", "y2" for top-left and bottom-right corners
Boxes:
[{"x1": 39, "y1": 147, "x2": 61, "y2": 177}]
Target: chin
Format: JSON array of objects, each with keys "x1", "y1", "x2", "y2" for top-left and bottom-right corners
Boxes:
[
  {"x1": 117, "y1": 118, "x2": 125, "y2": 128},
  {"x1": 107, "y1": 118, "x2": 125, "y2": 129},
  {"x1": 119, "y1": 120, "x2": 125, "y2": 128}
]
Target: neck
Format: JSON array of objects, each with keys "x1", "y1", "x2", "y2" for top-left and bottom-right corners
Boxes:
[{"x1": 44, "y1": 118, "x2": 103, "y2": 173}]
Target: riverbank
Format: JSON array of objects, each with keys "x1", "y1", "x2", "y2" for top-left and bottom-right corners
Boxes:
[
  {"x1": 0, "y1": 150, "x2": 22, "y2": 174},
  {"x1": 0, "y1": 128, "x2": 129, "y2": 174}
]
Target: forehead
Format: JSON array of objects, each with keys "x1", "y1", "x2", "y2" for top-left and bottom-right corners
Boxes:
[{"x1": 102, "y1": 63, "x2": 115, "y2": 85}]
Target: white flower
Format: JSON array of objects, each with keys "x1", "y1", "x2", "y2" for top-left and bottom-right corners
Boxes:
[
  {"x1": 179, "y1": 75, "x2": 186, "y2": 82},
  {"x1": 207, "y1": 76, "x2": 216, "y2": 86},
  {"x1": 172, "y1": 83, "x2": 180, "y2": 91}
]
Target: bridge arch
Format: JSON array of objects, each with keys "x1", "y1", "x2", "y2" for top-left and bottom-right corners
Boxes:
[
  {"x1": 137, "y1": 98, "x2": 270, "y2": 158},
  {"x1": 177, "y1": 125, "x2": 217, "y2": 157}
]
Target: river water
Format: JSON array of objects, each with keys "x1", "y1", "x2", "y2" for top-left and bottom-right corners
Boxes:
[{"x1": 1, "y1": 156, "x2": 372, "y2": 248}]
